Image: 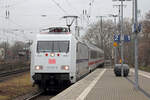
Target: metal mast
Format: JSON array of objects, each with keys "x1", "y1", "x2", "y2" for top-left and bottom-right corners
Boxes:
[
  {"x1": 120, "y1": 0, "x2": 124, "y2": 76},
  {"x1": 134, "y1": 0, "x2": 139, "y2": 90}
]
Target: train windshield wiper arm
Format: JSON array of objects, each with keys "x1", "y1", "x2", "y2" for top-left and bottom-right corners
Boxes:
[
  {"x1": 58, "y1": 43, "x2": 61, "y2": 52},
  {"x1": 40, "y1": 50, "x2": 52, "y2": 52},
  {"x1": 66, "y1": 46, "x2": 69, "y2": 53}
]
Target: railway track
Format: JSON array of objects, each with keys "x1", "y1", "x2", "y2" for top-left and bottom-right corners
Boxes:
[
  {"x1": 0, "y1": 68, "x2": 29, "y2": 82},
  {"x1": 14, "y1": 90, "x2": 54, "y2": 100},
  {"x1": 26, "y1": 93, "x2": 53, "y2": 100},
  {"x1": 13, "y1": 90, "x2": 44, "y2": 100},
  {"x1": 24, "y1": 91, "x2": 44, "y2": 100}
]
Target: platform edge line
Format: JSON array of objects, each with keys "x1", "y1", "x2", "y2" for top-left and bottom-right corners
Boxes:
[
  {"x1": 131, "y1": 69, "x2": 150, "y2": 79},
  {"x1": 76, "y1": 68, "x2": 106, "y2": 100}
]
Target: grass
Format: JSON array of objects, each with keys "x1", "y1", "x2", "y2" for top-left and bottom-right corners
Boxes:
[
  {"x1": 0, "y1": 61, "x2": 29, "y2": 73},
  {"x1": 139, "y1": 66, "x2": 150, "y2": 72},
  {"x1": 0, "y1": 72, "x2": 37, "y2": 100}
]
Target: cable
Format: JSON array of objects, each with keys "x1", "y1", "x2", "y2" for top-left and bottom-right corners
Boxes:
[
  {"x1": 0, "y1": 16, "x2": 29, "y2": 41},
  {"x1": 88, "y1": 0, "x2": 95, "y2": 19},
  {"x1": 8, "y1": 19, "x2": 23, "y2": 28},
  {"x1": 92, "y1": 0, "x2": 95, "y2": 3},
  {"x1": 0, "y1": 0, "x2": 30, "y2": 8},
  {"x1": 9, "y1": 0, "x2": 30, "y2": 8},
  {"x1": 65, "y1": 0, "x2": 80, "y2": 15},
  {"x1": 81, "y1": 0, "x2": 96, "y2": 26},
  {"x1": 51, "y1": 0, "x2": 68, "y2": 15}
]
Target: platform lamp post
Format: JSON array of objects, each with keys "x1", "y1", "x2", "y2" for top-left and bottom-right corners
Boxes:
[
  {"x1": 112, "y1": 0, "x2": 131, "y2": 77},
  {"x1": 109, "y1": 14, "x2": 118, "y2": 66}
]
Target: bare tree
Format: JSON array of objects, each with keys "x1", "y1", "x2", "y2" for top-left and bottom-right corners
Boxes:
[
  {"x1": 83, "y1": 20, "x2": 114, "y2": 59},
  {"x1": 10, "y1": 41, "x2": 25, "y2": 60},
  {"x1": 83, "y1": 14, "x2": 150, "y2": 67},
  {"x1": 0, "y1": 42, "x2": 10, "y2": 60},
  {"x1": 138, "y1": 11, "x2": 150, "y2": 66}
]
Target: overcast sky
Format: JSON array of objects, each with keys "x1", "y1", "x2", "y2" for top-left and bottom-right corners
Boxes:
[{"x1": 0, "y1": 0, "x2": 150, "y2": 41}]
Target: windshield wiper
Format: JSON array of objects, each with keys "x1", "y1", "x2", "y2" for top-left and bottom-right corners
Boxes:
[
  {"x1": 39, "y1": 50, "x2": 52, "y2": 52},
  {"x1": 66, "y1": 44, "x2": 69, "y2": 53},
  {"x1": 58, "y1": 42, "x2": 61, "y2": 52}
]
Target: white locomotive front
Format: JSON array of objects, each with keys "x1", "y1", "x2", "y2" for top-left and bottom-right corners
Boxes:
[{"x1": 31, "y1": 27, "x2": 77, "y2": 90}]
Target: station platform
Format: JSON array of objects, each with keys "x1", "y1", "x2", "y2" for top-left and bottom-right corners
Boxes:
[{"x1": 51, "y1": 68, "x2": 150, "y2": 100}]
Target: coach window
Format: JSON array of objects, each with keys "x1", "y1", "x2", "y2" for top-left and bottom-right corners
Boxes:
[
  {"x1": 91, "y1": 52, "x2": 93, "y2": 58},
  {"x1": 95, "y1": 51, "x2": 97, "y2": 58},
  {"x1": 91, "y1": 51, "x2": 97, "y2": 59},
  {"x1": 99, "y1": 53, "x2": 101, "y2": 57}
]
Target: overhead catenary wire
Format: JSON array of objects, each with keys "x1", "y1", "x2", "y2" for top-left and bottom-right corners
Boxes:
[
  {"x1": 87, "y1": 0, "x2": 95, "y2": 22},
  {"x1": 0, "y1": 16, "x2": 29, "y2": 41},
  {"x1": 6, "y1": 19, "x2": 30, "y2": 40},
  {"x1": 0, "y1": 0, "x2": 30, "y2": 8},
  {"x1": 64, "y1": 0, "x2": 94, "y2": 25},
  {"x1": 80, "y1": 0, "x2": 95, "y2": 26},
  {"x1": 0, "y1": 0, "x2": 47, "y2": 42},
  {"x1": 51, "y1": 0, "x2": 69, "y2": 15},
  {"x1": 65, "y1": 0, "x2": 80, "y2": 15}
]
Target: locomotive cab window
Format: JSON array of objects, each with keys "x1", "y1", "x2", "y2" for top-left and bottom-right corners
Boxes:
[{"x1": 37, "y1": 41, "x2": 69, "y2": 53}]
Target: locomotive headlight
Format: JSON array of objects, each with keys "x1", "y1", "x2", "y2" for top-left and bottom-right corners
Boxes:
[
  {"x1": 35, "y1": 65, "x2": 43, "y2": 70},
  {"x1": 50, "y1": 53, "x2": 55, "y2": 57},
  {"x1": 61, "y1": 65, "x2": 69, "y2": 70}
]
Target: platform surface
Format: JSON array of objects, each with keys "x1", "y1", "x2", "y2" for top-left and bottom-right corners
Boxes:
[{"x1": 51, "y1": 68, "x2": 150, "y2": 100}]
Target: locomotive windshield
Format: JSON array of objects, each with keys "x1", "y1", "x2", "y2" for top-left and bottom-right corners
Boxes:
[{"x1": 37, "y1": 41, "x2": 69, "y2": 53}]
